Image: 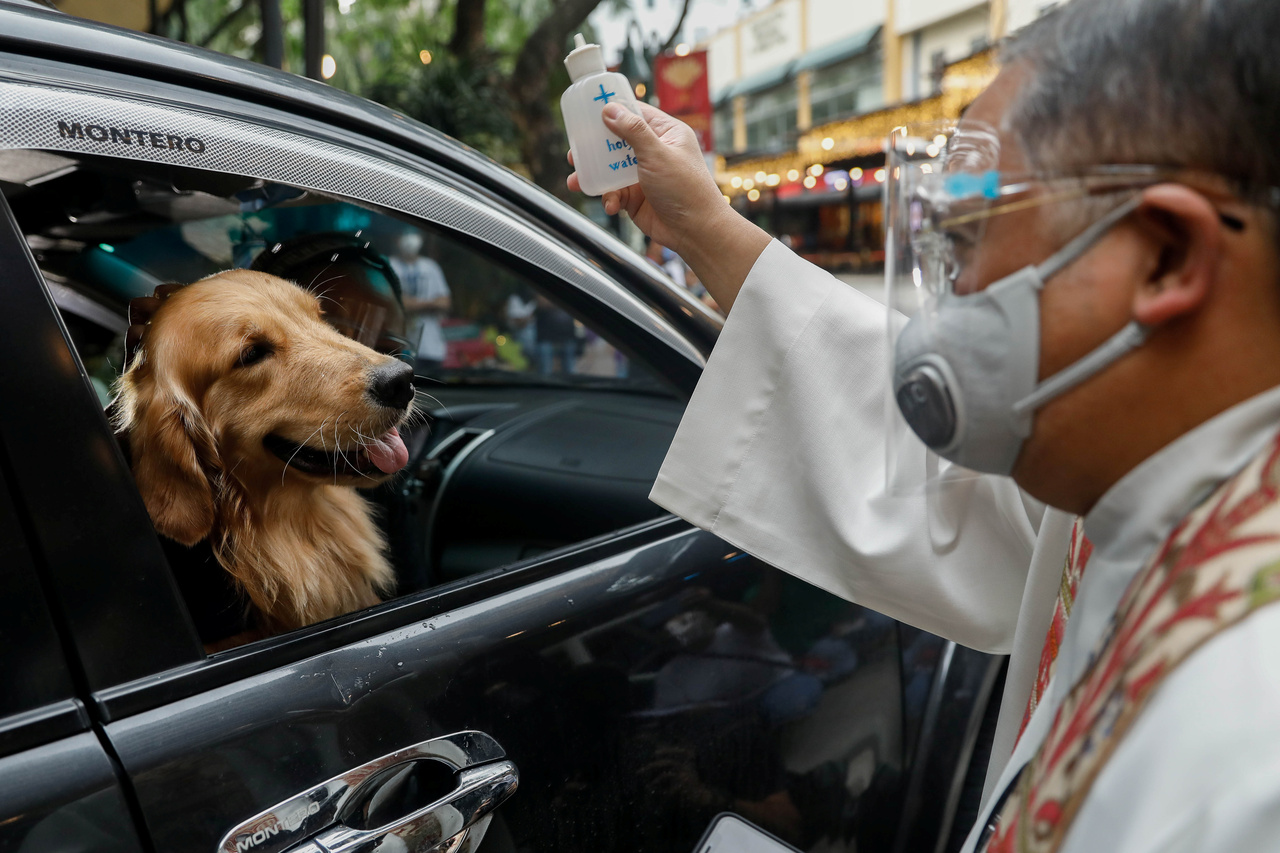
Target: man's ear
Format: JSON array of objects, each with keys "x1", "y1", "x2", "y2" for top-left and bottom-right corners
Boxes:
[
  {"x1": 1130, "y1": 184, "x2": 1224, "y2": 326},
  {"x1": 122, "y1": 370, "x2": 217, "y2": 546}
]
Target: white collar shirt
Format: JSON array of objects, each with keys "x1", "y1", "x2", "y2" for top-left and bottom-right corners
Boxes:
[{"x1": 965, "y1": 383, "x2": 1280, "y2": 852}]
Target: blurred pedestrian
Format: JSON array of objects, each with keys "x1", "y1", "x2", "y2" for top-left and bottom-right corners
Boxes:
[
  {"x1": 644, "y1": 235, "x2": 687, "y2": 288},
  {"x1": 533, "y1": 294, "x2": 578, "y2": 375},
  {"x1": 572, "y1": 1, "x2": 1280, "y2": 850},
  {"x1": 389, "y1": 231, "x2": 451, "y2": 378}
]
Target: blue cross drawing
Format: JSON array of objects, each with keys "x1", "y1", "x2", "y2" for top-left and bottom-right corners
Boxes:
[{"x1": 593, "y1": 83, "x2": 616, "y2": 105}]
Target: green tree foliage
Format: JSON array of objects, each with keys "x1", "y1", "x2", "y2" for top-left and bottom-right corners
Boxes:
[{"x1": 156, "y1": 0, "x2": 626, "y2": 198}]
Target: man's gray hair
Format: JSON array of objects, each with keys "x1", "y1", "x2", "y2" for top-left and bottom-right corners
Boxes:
[{"x1": 1002, "y1": 0, "x2": 1280, "y2": 203}]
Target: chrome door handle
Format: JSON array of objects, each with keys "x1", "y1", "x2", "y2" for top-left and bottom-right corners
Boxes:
[
  {"x1": 313, "y1": 759, "x2": 517, "y2": 853},
  {"x1": 218, "y1": 731, "x2": 518, "y2": 853}
]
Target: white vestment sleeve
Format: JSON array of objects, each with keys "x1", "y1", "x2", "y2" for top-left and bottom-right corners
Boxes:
[{"x1": 651, "y1": 241, "x2": 1044, "y2": 654}]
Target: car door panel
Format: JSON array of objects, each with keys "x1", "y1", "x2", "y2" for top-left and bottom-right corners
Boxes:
[
  {"x1": 103, "y1": 523, "x2": 902, "y2": 853},
  {"x1": 0, "y1": 734, "x2": 145, "y2": 853}
]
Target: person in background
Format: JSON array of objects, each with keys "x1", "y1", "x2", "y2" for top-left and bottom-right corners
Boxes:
[
  {"x1": 504, "y1": 285, "x2": 538, "y2": 359},
  {"x1": 389, "y1": 230, "x2": 451, "y2": 378},
  {"x1": 533, "y1": 294, "x2": 579, "y2": 376},
  {"x1": 644, "y1": 235, "x2": 687, "y2": 288},
  {"x1": 572, "y1": 0, "x2": 1280, "y2": 850}
]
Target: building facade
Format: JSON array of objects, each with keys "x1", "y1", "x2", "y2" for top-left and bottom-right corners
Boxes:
[{"x1": 694, "y1": 0, "x2": 1064, "y2": 270}]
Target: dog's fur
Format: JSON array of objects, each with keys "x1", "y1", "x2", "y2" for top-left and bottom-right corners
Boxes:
[{"x1": 115, "y1": 270, "x2": 413, "y2": 640}]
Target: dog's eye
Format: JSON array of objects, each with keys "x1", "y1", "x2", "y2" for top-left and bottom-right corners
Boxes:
[{"x1": 237, "y1": 342, "x2": 274, "y2": 368}]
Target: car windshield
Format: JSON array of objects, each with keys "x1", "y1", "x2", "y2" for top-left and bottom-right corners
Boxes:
[{"x1": 5, "y1": 150, "x2": 673, "y2": 398}]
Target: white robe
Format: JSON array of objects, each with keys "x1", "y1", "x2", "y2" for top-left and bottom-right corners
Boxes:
[{"x1": 651, "y1": 241, "x2": 1280, "y2": 851}]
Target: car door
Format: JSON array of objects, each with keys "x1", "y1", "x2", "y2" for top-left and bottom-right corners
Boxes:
[
  {"x1": 0, "y1": 448, "x2": 149, "y2": 853},
  {"x1": 0, "y1": 15, "x2": 1000, "y2": 853}
]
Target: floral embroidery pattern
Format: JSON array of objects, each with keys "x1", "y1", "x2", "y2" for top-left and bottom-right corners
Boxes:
[
  {"x1": 1019, "y1": 519, "x2": 1092, "y2": 744},
  {"x1": 980, "y1": 434, "x2": 1280, "y2": 853}
]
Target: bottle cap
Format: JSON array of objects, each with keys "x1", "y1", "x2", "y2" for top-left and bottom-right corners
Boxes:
[{"x1": 564, "y1": 33, "x2": 607, "y2": 82}]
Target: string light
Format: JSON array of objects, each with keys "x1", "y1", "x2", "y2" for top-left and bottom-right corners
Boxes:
[
  {"x1": 419, "y1": 49, "x2": 432, "y2": 64},
  {"x1": 714, "y1": 50, "x2": 997, "y2": 196},
  {"x1": 321, "y1": 54, "x2": 337, "y2": 79},
  {"x1": 747, "y1": 188, "x2": 760, "y2": 201}
]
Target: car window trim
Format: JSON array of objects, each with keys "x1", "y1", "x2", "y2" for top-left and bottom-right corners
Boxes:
[{"x1": 0, "y1": 71, "x2": 706, "y2": 373}]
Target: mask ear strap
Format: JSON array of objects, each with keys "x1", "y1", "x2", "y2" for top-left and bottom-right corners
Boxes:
[
  {"x1": 1034, "y1": 194, "x2": 1145, "y2": 283},
  {"x1": 1012, "y1": 194, "x2": 1150, "y2": 416},
  {"x1": 1013, "y1": 321, "x2": 1150, "y2": 415}
]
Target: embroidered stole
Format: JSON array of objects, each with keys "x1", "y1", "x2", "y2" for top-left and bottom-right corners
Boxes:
[
  {"x1": 979, "y1": 432, "x2": 1280, "y2": 852},
  {"x1": 1021, "y1": 519, "x2": 1093, "y2": 742}
]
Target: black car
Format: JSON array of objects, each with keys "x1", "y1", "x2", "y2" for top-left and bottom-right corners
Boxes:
[{"x1": 0, "y1": 4, "x2": 1004, "y2": 852}]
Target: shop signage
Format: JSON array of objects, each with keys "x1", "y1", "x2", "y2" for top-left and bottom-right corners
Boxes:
[{"x1": 655, "y1": 50, "x2": 714, "y2": 152}]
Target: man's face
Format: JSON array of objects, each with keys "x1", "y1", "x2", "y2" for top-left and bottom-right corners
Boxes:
[{"x1": 956, "y1": 66, "x2": 1150, "y2": 501}]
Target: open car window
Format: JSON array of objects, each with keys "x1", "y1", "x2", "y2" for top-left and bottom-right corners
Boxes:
[
  {"x1": 2, "y1": 148, "x2": 684, "y2": 652},
  {"x1": 3, "y1": 150, "x2": 672, "y2": 396}
]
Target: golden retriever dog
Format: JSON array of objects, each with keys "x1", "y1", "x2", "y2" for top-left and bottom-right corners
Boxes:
[{"x1": 114, "y1": 269, "x2": 416, "y2": 644}]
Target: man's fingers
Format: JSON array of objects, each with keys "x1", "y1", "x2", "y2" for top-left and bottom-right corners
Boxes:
[
  {"x1": 567, "y1": 171, "x2": 581, "y2": 194},
  {"x1": 601, "y1": 189, "x2": 619, "y2": 215},
  {"x1": 602, "y1": 103, "x2": 662, "y2": 156},
  {"x1": 566, "y1": 149, "x2": 575, "y2": 167},
  {"x1": 636, "y1": 102, "x2": 684, "y2": 136}
]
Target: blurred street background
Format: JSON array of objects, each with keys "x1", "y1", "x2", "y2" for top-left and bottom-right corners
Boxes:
[{"x1": 45, "y1": 0, "x2": 1065, "y2": 287}]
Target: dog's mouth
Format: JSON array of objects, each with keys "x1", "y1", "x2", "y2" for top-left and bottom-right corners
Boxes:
[{"x1": 263, "y1": 427, "x2": 409, "y2": 479}]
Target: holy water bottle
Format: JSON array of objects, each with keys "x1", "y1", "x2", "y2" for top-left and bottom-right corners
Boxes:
[{"x1": 561, "y1": 33, "x2": 643, "y2": 197}]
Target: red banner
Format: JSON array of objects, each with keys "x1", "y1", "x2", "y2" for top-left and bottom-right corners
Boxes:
[{"x1": 655, "y1": 50, "x2": 713, "y2": 152}]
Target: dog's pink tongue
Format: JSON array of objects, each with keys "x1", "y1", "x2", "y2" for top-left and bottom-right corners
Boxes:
[{"x1": 367, "y1": 427, "x2": 409, "y2": 474}]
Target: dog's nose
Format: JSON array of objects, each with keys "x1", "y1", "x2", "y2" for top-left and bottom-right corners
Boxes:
[{"x1": 368, "y1": 360, "x2": 415, "y2": 409}]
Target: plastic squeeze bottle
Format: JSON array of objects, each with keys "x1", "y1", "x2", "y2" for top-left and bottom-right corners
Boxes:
[{"x1": 561, "y1": 33, "x2": 643, "y2": 197}]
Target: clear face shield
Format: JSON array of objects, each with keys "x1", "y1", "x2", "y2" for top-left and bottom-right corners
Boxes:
[{"x1": 884, "y1": 121, "x2": 1154, "y2": 493}]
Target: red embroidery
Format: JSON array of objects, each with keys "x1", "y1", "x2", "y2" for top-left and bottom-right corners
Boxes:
[
  {"x1": 1019, "y1": 519, "x2": 1092, "y2": 743},
  {"x1": 979, "y1": 432, "x2": 1280, "y2": 853}
]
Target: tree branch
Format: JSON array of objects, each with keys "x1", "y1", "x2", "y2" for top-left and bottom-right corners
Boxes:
[
  {"x1": 506, "y1": 0, "x2": 604, "y2": 199},
  {"x1": 199, "y1": 0, "x2": 254, "y2": 48},
  {"x1": 509, "y1": 0, "x2": 603, "y2": 101},
  {"x1": 449, "y1": 0, "x2": 489, "y2": 60},
  {"x1": 658, "y1": 0, "x2": 694, "y2": 56}
]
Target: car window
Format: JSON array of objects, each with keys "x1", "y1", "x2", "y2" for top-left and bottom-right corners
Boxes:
[
  {"x1": 6, "y1": 151, "x2": 668, "y2": 394},
  {"x1": 2, "y1": 148, "x2": 685, "y2": 652}
]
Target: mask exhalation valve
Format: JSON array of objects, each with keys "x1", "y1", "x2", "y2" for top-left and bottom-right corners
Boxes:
[{"x1": 895, "y1": 362, "x2": 957, "y2": 450}]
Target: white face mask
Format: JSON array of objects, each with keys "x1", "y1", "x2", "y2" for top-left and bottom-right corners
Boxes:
[{"x1": 892, "y1": 196, "x2": 1149, "y2": 475}]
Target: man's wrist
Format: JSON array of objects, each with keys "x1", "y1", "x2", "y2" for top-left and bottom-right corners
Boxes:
[{"x1": 679, "y1": 206, "x2": 761, "y2": 264}]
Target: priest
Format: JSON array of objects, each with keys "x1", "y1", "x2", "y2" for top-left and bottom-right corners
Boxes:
[{"x1": 570, "y1": 1, "x2": 1280, "y2": 850}]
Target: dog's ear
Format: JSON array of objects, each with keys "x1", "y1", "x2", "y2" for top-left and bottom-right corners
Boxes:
[{"x1": 121, "y1": 370, "x2": 217, "y2": 546}]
